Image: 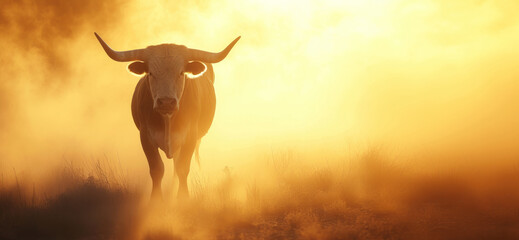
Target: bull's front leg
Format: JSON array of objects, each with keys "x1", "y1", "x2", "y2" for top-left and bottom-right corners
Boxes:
[
  {"x1": 174, "y1": 138, "x2": 196, "y2": 198},
  {"x1": 140, "y1": 131, "x2": 164, "y2": 200}
]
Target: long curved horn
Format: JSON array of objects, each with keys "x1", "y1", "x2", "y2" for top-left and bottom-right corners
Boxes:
[
  {"x1": 94, "y1": 32, "x2": 146, "y2": 62},
  {"x1": 188, "y1": 36, "x2": 241, "y2": 63}
]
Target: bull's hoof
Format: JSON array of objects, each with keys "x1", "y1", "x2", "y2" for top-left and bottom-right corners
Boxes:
[{"x1": 177, "y1": 189, "x2": 189, "y2": 200}]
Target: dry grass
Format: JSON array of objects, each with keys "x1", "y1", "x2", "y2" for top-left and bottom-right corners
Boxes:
[
  {"x1": 0, "y1": 159, "x2": 141, "y2": 240},
  {"x1": 2, "y1": 149, "x2": 519, "y2": 239}
]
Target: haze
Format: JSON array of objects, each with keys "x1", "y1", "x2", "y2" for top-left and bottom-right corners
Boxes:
[{"x1": 1, "y1": 0, "x2": 519, "y2": 184}]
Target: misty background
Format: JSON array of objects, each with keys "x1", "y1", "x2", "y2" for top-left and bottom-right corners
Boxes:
[{"x1": 1, "y1": 0, "x2": 519, "y2": 189}]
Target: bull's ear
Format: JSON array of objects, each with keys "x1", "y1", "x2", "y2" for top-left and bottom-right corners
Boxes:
[
  {"x1": 185, "y1": 61, "x2": 206, "y2": 76},
  {"x1": 128, "y1": 61, "x2": 148, "y2": 75}
]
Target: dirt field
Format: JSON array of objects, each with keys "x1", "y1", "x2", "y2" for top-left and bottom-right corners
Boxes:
[{"x1": 2, "y1": 149, "x2": 518, "y2": 240}]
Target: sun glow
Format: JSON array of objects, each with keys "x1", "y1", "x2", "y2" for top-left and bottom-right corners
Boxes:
[
  {"x1": 2, "y1": 0, "x2": 519, "y2": 238},
  {"x1": 1, "y1": 0, "x2": 519, "y2": 196}
]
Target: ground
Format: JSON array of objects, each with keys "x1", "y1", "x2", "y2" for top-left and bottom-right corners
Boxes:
[{"x1": 1, "y1": 150, "x2": 518, "y2": 240}]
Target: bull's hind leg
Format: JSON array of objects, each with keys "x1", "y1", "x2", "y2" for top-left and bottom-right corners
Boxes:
[
  {"x1": 140, "y1": 132, "x2": 164, "y2": 200},
  {"x1": 174, "y1": 138, "x2": 196, "y2": 198}
]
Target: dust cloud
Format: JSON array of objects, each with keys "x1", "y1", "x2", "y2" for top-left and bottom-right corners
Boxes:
[
  {"x1": 0, "y1": 0, "x2": 517, "y2": 185},
  {"x1": 1, "y1": 0, "x2": 519, "y2": 239},
  {"x1": 0, "y1": 1, "x2": 121, "y2": 177}
]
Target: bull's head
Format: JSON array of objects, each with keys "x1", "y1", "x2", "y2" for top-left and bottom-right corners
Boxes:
[{"x1": 94, "y1": 32, "x2": 240, "y2": 116}]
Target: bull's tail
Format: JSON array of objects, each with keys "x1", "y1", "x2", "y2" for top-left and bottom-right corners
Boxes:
[{"x1": 194, "y1": 139, "x2": 201, "y2": 169}]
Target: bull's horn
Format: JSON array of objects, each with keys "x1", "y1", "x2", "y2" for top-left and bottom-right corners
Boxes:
[
  {"x1": 188, "y1": 36, "x2": 241, "y2": 63},
  {"x1": 94, "y1": 32, "x2": 146, "y2": 62}
]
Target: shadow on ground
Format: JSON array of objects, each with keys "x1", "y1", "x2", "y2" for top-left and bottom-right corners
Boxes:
[{"x1": 1, "y1": 150, "x2": 519, "y2": 240}]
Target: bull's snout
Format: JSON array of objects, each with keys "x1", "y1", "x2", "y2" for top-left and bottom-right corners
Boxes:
[{"x1": 155, "y1": 97, "x2": 178, "y2": 115}]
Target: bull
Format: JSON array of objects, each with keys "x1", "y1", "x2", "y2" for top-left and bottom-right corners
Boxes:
[{"x1": 94, "y1": 32, "x2": 240, "y2": 199}]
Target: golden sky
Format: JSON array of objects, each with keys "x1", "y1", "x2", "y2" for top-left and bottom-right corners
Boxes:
[{"x1": 1, "y1": 0, "x2": 519, "y2": 177}]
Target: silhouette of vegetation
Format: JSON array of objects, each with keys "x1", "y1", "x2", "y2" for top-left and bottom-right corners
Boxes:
[
  {"x1": 1, "y1": 149, "x2": 519, "y2": 239},
  {"x1": 0, "y1": 164, "x2": 140, "y2": 240}
]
